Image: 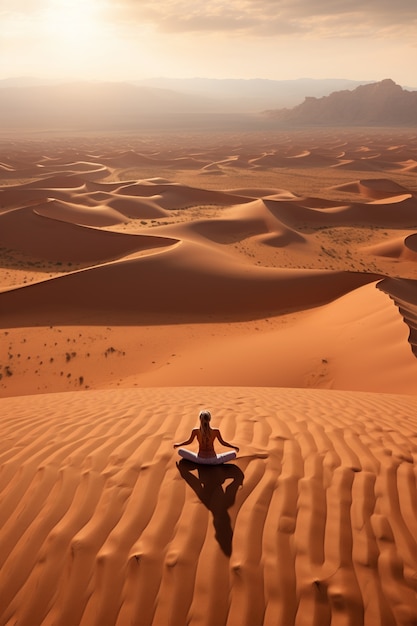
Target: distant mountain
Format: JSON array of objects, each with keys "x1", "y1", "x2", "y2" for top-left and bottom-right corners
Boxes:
[
  {"x1": 133, "y1": 77, "x2": 376, "y2": 111},
  {"x1": 264, "y1": 79, "x2": 417, "y2": 126},
  {"x1": 1, "y1": 77, "x2": 415, "y2": 131},
  {"x1": 2, "y1": 77, "x2": 370, "y2": 131}
]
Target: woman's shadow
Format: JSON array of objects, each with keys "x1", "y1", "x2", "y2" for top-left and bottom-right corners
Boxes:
[{"x1": 176, "y1": 459, "x2": 244, "y2": 557}]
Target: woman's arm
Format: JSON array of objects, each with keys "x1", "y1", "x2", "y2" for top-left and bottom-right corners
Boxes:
[
  {"x1": 214, "y1": 429, "x2": 239, "y2": 452},
  {"x1": 173, "y1": 429, "x2": 198, "y2": 448}
]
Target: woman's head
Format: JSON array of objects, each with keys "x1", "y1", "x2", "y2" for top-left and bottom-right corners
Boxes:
[
  {"x1": 199, "y1": 410, "x2": 211, "y2": 424},
  {"x1": 199, "y1": 410, "x2": 211, "y2": 437}
]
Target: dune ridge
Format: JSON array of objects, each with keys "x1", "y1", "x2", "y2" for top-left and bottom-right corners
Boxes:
[
  {"x1": 377, "y1": 277, "x2": 417, "y2": 356},
  {"x1": 0, "y1": 245, "x2": 381, "y2": 326}
]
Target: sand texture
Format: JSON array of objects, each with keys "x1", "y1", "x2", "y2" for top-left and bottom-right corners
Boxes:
[
  {"x1": 1, "y1": 387, "x2": 417, "y2": 626},
  {"x1": 1, "y1": 128, "x2": 417, "y2": 625}
]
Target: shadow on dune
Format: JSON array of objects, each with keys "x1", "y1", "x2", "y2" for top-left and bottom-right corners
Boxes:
[
  {"x1": 177, "y1": 460, "x2": 244, "y2": 557},
  {"x1": 377, "y1": 277, "x2": 417, "y2": 357}
]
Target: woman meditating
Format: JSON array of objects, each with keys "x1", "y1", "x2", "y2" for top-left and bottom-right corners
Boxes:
[{"x1": 174, "y1": 410, "x2": 239, "y2": 465}]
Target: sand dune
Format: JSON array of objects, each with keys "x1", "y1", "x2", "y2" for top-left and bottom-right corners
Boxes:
[
  {"x1": 34, "y1": 198, "x2": 129, "y2": 227},
  {"x1": 132, "y1": 281, "x2": 417, "y2": 393},
  {"x1": 0, "y1": 206, "x2": 175, "y2": 265},
  {"x1": 1, "y1": 129, "x2": 417, "y2": 625},
  {"x1": 362, "y1": 235, "x2": 417, "y2": 262},
  {"x1": 2, "y1": 278, "x2": 417, "y2": 398},
  {"x1": 0, "y1": 241, "x2": 381, "y2": 325},
  {"x1": 116, "y1": 181, "x2": 252, "y2": 209}
]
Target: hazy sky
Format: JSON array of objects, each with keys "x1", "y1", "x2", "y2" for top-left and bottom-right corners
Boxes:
[{"x1": 2, "y1": 0, "x2": 417, "y2": 86}]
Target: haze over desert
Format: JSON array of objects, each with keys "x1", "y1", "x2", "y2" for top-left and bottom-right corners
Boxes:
[{"x1": 1, "y1": 123, "x2": 417, "y2": 626}]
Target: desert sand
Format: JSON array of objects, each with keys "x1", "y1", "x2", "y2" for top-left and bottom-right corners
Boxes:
[{"x1": 1, "y1": 128, "x2": 417, "y2": 625}]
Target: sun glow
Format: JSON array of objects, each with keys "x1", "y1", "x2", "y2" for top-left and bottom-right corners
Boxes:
[
  {"x1": 41, "y1": 0, "x2": 106, "y2": 45},
  {"x1": 29, "y1": 0, "x2": 113, "y2": 75}
]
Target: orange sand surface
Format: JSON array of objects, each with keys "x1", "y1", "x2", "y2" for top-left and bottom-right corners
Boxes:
[
  {"x1": 1, "y1": 387, "x2": 417, "y2": 626},
  {"x1": 1, "y1": 129, "x2": 417, "y2": 624}
]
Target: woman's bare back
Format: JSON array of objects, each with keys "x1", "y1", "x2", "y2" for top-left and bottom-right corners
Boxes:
[{"x1": 195, "y1": 427, "x2": 218, "y2": 458}]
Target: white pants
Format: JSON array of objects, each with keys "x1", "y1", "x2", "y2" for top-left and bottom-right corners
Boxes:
[{"x1": 177, "y1": 448, "x2": 237, "y2": 465}]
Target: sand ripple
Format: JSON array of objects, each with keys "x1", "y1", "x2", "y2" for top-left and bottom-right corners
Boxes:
[{"x1": 0, "y1": 387, "x2": 417, "y2": 625}]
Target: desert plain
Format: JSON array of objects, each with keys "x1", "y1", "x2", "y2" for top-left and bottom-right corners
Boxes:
[{"x1": 1, "y1": 127, "x2": 417, "y2": 625}]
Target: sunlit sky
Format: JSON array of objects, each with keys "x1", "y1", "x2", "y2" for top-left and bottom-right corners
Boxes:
[{"x1": 2, "y1": 0, "x2": 417, "y2": 86}]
